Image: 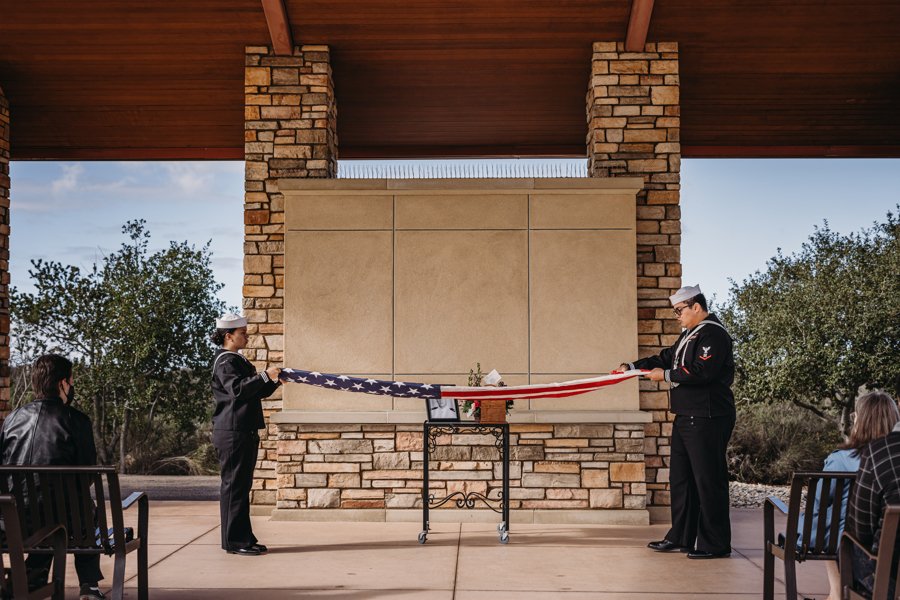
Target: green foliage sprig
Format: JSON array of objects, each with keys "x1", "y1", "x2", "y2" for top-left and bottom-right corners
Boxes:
[{"x1": 460, "y1": 362, "x2": 514, "y2": 419}]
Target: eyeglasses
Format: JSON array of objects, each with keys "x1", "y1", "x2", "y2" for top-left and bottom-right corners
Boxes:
[{"x1": 673, "y1": 303, "x2": 694, "y2": 317}]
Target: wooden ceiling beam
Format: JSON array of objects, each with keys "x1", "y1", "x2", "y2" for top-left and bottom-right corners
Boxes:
[
  {"x1": 261, "y1": 0, "x2": 293, "y2": 55},
  {"x1": 624, "y1": 0, "x2": 655, "y2": 52},
  {"x1": 682, "y1": 145, "x2": 900, "y2": 158},
  {"x1": 11, "y1": 147, "x2": 245, "y2": 160}
]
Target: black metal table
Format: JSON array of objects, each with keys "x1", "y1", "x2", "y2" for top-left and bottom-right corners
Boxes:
[{"x1": 418, "y1": 421, "x2": 510, "y2": 544}]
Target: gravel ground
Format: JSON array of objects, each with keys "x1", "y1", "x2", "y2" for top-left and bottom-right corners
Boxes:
[
  {"x1": 119, "y1": 475, "x2": 220, "y2": 501},
  {"x1": 730, "y1": 481, "x2": 795, "y2": 508}
]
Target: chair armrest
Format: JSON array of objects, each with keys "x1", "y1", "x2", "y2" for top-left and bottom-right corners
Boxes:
[
  {"x1": 23, "y1": 524, "x2": 67, "y2": 549},
  {"x1": 840, "y1": 530, "x2": 877, "y2": 595},
  {"x1": 841, "y1": 531, "x2": 876, "y2": 561},
  {"x1": 765, "y1": 496, "x2": 789, "y2": 515},
  {"x1": 122, "y1": 491, "x2": 147, "y2": 510},
  {"x1": 764, "y1": 495, "x2": 782, "y2": 545},
  {"x1": 122, "y1": 490, "x2": 149, "y2": 546}
]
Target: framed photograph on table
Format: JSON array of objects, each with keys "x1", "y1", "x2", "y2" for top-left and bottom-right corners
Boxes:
[{"x1": 426, "y1": 397, "x2": 460, "y2": 422}]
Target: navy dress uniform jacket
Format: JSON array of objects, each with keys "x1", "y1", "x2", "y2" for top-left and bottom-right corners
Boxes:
[
  {"x1": 630, "y1": 313, "x2": 735, "y2": 417},
  {"x1": 211, "y1": 349, "x2": 279, "y2": 431}
]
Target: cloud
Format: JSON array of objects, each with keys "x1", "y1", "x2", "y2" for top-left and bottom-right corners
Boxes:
[
  {"x1": 162, "y1": 162, "x2": 243, "y2": 198},
  {"x1": 212, "y1": 256, "x2": 242, "y2": 271},
  {"x1": 12, "y1": 161, "x2": 245, "y2": 216},
  {"x1": 163, "y1": 163, "x2": 213, "y2": 194},
  {"x1": 51, "y1": 164, "x2": 84, "y2": 194},
  {"x1": 11, "y1": 198, "x2": 56, "y2": 213},
  {"x1": 210, "y1": 225, "x2": 240, "y2": 237}
]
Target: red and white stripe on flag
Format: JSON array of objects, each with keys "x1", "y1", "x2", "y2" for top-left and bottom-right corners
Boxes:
[{"x1": 439, "y1": 370, "x2": 647, "y2": 401}]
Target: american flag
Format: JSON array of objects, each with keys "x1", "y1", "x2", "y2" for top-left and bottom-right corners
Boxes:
[
  {"x1": 279, "y1": 368, "x2": 646, "y2": 401},
  {"x1": 437, "y1": 370, "x2": 647, "y2": 401},
  {"x1": 279, "y1": 369, "x2": 441, "y2": 399}
]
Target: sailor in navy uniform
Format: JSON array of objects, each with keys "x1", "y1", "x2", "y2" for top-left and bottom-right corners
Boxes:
[
  {"x1": 618, "y1": 285, "x2": 736, "y2": 559},
  {"x1": 210, "y1": 313, "x2": 283, "y2": 556}
]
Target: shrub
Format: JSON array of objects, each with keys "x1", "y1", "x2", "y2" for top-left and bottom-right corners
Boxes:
[
  {"x1": 129, "y1": 421, "x2": 220, "y2": 476},
  {"x1": 727, "y1": 401, "x2": 842, "y2": 484}
]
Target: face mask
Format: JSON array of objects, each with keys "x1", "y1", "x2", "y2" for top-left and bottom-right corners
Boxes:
[{"x1": 65, "y1": 383, "x2": 75, "y2": 405}]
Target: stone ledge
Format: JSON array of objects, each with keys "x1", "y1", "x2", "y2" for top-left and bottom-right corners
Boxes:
[
  {"x1": 648, "y1": 506, "x2": 672, "y2": 524},
  {"x1": 272, "y1": 410, "x2": 653, "y2": 425},
  {"x1": 278, "y1": 177, "x2": 645, "y2": 193},
  {"x1": 270, "y1": 507, "x2": 649, "y2": 525}
]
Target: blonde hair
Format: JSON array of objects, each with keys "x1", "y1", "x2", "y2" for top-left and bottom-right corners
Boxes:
[{"x1": 841, "y1": 391, "x2": 900, "y2": 455}]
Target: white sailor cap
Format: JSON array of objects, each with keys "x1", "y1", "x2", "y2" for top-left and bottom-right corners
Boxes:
[
  {"x1": 669, "y1": 285, "x2": 702, "y2": 306},
  {"x1": 216, "y1": 313, "x2": 248, "y2": 329}
]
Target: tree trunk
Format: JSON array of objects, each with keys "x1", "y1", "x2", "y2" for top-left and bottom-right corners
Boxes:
[
  {"x1": 119, "y1": 410, "x2": 130, "y2": 473},
  {"x1": 92, "y1": 392, "x2": 107, "y2": 464},
  {"x1": 840, "y1": 402, "x2": 854, "y2": 437}
]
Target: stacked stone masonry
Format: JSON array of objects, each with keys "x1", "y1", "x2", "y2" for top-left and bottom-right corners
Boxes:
[
  {"x1": 244, "y1": 46, "x2": 338, "y2": 505},
  {"x1": 0, "y1": 87, "x2": 10, "y2": 417},
  {"x1": 586, "y1": 42, "x2": 681, "y2": 508},
  {"x1": 273, "y1": 424, "x2": 647, "y2": 511}
]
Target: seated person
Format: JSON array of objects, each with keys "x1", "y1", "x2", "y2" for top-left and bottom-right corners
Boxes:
[
  {"x1": 790, "y1": 391, "x2": 899, "y2": 600},
  {"x1": 845, "y1": 392, "x2": 900, "y2": 599},
  {"x1": 0, "y1": 354, "x2": 105, "y2": 600}
]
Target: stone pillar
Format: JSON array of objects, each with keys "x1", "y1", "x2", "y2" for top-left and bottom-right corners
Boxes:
[
  {"x1": 243, "y1": 46, "x2": 338, "y2": 508},
  {"x1": 0, "y1": 86, "x2": 11, "y2": 418},
  {"x1": 586, "y1": 42, "x2": 681, "y2": 515}
]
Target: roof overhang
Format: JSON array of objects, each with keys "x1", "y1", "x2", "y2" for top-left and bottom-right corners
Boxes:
[{"x1": 1, "y1": 1, "x2": 898, "y2": 160}]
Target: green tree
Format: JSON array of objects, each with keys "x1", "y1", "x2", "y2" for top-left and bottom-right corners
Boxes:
[
  {"x1": 720, "y1": 209, "x2": 900, "y2": 435},
  {"x1": 11, "y1": 220, "x2": 226, "y2": 472}
]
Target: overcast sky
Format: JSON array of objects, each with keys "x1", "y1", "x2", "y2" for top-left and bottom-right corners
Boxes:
[{"x1": 8, "y1": 158, "x2": 898, "y2": 312}]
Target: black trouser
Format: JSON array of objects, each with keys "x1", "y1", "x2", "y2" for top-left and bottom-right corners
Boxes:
[
  {"x1": 666, "y1": 413, "x2": 735, "y2": 554},
  {"x1": 213, "y1": 429, "x2": 260, "y2": 551},
  {"x1": 24, "y1": 497, "x2": 104, "y2": 588},
  {"x1": 26, "y1": 553, "x2": 102, "y2": 587}
]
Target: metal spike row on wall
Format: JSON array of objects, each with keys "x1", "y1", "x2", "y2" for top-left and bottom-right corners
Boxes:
[{"x1": 338, "y1": 160, "x2": 589, "y2": 179}]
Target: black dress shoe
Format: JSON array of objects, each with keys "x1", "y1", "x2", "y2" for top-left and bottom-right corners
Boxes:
[
  {"x1": 227, "y1": 546, "x2": 263, "y2": 556},
  {"x1": 647, "y1": 539, "x2": 689, "y2": 552},
  {"x1": 250, "y1": 543, "x2": 268, "y2": 553},
  {"x1": 687, "y1": 549, "x2": 731, "y2": 559}
]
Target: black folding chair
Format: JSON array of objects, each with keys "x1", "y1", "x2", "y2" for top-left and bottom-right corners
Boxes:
[
  {"x1": 840, "y1": 504, "x2": 900, "y2": 600},
  {"x1": 763, "y1": 471, "x2": 856, "y2": 600},
  {"x1": 0, "y1": 494, "x2": 66, "y2": 599},
  {"x1": 0, "y1": 466, "x2": 148, "y2": 600}
]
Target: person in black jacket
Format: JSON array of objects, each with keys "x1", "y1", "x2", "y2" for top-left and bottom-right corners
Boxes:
[
  {"x1": 210, "y1": 313, "x2": 283, "y2": 556},
  {"x1": 0, "y1": 354, "x2": 105, "y2": 600},
  {"x1": 617, "y1": 284, "x2": 736, "y2": 559}
]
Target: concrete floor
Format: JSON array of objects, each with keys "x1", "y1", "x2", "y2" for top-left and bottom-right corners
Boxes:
[{"x1": 62, "y1": 502, "x2": 832, "y2": 599}]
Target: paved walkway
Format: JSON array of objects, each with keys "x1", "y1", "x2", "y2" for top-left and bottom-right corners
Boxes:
[{"x1": 57, "y1": 502, "x2": 836, "y2": 599}]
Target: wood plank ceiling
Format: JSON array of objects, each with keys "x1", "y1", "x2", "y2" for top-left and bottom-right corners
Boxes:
[{"x1": 0, "y1": 0, "x2": 898, "y2": 159}]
